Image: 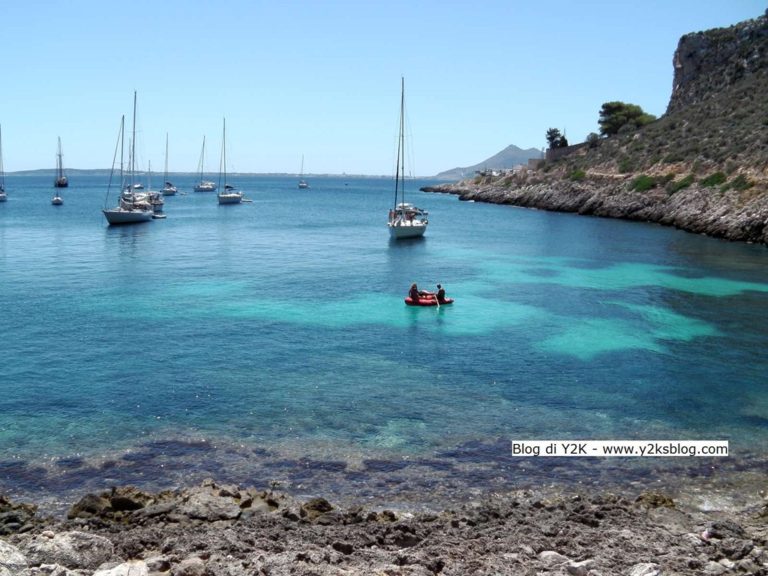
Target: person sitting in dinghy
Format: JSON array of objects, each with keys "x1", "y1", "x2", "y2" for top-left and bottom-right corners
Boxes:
[
  {"x1": 435, "y1": 284, "x2": 447, "y2": 304},
  {"x1": 409, "y1": 283, "x2": 435, "y2": 302}
]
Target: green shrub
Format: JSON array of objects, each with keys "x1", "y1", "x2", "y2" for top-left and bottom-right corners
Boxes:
[
  {"x1": 569, "y1": 169, "x2": 586, "y2": 181},
  {"x1": 700, "y1": 172, "x2": 727, "y2": 187},
  {"x1": 722, "y1": 174, "x2": 753, "y2": 192},
  {"x1": 618, "y1": 158, "x2": 635, "y2": 173},
  {"x1": 631, "y1": 175, "x2": 657, "y2": 192},
  {"x1": 666, "y1": 174, "x2": 695, "y2": 194}
]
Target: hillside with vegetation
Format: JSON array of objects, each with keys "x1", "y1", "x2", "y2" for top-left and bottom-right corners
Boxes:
[{"x1": 424, "y1": 11, "x2": 768, "y2": 244}]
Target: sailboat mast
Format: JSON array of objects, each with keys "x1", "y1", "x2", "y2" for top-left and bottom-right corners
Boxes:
[
  {"x1": 200, "y1": 136, "x2": 206, "y2": 182},
  {"x1": 130, "y1": 91, "x2": 137, "y2": 190},
  {"x1": 164, "y1": 133, "x2": 169, "y2": 182},
  {"x1": 0, "y1": 125, "x2": 4, "y2": 191},
  {"x1": 393, "y1": 77, "x2": 406, "y2": 210},
  {"x1": 56, "y1": 137, "x2": 62, "y2": 178},
  {"x1": 120, "y1": 117, "x2": 125, "y2": 185},
  {"x1": 218, "y1": 118, "x2": 227, "y2": 192}
]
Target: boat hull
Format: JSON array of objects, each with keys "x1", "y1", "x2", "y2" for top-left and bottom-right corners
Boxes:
[
  {"x1": 218, "y1": 193, "x2": 243, "y2": 204},
  {"x1": 52, "y1": 196, "x2": 63, "y2": 205},
  {"x1": 389, "y1": 221, "x2": 427, "y2": 239},
  {"x1": 102, "y1": 208, "x2": 153, "y2": 225},
  {"x1": 194, "y1": 182, "x2": 217, "y2": 192},
  {"x1": 405, "y1": 297, "x2": 454, "y2": 307}
]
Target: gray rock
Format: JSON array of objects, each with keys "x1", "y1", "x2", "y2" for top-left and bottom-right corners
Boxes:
[
  {"x1": 144, "y1": 556, "x2": 172, "y2": 572},
  {"x1": 22, "y1": 531, "x2": 114, "y2": 570},
  {"x1": 567, "y1": 559, "x2": 595, "y2": 576},
  {"x1": 627, "y1": 563, "x2": 660, "y2": 576},
  {"x1": 178, "y1": 491, "x2": 241, "y2": 522},
  {"x1": 0, "y1": 539, "x2": 28, "y2": 576},
  {"x1": 172, "y1": 557, "x2": 205, "y2": 576},
  {"x1": 93, "y1": 560, "x2": 149, "y2": 576},
  {"x1": 538, "y1": 550, "x2": 570, "y2": 566},
  {"x1": 27, "y1": 564, "x2": 81, "y2": 576},
  {"x1": 704, "y1": 560, "x2": 727, "y2": 575}
]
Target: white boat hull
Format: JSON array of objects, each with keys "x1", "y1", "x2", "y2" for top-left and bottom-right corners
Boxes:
[
  {"x1": 52, "y1": 196, "x2": 63, "y2": 205},
  {"x1": 102, "y1": 208, "x2": 153, "y2": 225},
  {"x1": 388, "y1": 221, "x2": 427, "y2": 239},
  {"x1": 194, "y1": 182, "x2": 217, "y2": 192},
  {"x1": 0, "y1": 193, "x2": 7, "y2": 202},
  {"x1": 217, "y1": 193, "x2": 243, "y2": 204}
]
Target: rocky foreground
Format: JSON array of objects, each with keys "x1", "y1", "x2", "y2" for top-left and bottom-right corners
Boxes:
[
  {"x1": 422, "y1": 177, "x2": 768, "y2": 245},
  {"x1": 2, "y1": 481, "x2": 768, "y2": 576}
]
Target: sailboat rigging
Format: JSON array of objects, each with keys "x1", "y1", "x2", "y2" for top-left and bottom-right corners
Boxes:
[
  {"x1": 387, "y1": 77, "x2": 428, "y2": 239},
  {"x1": 217, "y1": 118, "x2": 243, "y2": 205},
  {"x1": 194, "y1": 136, "x2": 217, "y2": 192},
  {"x1": 162, "y1": 134, "x2": 177, "y2": 196},
  {"x1": 298, "y1": 154, "x2": 309, "y2": 189},
  {"x1": 0, "y1": 125, "x2": 6, "y2": 202},
  {"x1": 54, "y1": 137, "x2": 68, "y2": 189}
]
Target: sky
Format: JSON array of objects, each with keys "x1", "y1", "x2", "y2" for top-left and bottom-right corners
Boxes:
[{"x1": 0, "y1": 0, "x2": 765, "y2": 176}]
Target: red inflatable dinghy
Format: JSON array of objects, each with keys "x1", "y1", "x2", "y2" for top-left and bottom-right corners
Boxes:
[{"x1": 404, "y1": 297, "x2": 454, "y2": 307}]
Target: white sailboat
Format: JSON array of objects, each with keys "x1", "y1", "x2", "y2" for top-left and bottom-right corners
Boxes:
[
  {"x1": 54, "y1": 136, "x2": 68, "y2": 189},
  {"x1": 298, "y1": 154, "x2": 309, "y2": 189},
  {"x1": 387, "y1": 77, "x2": 428, "y2": 239},
  {"x1": 144, "y1": 160, "x2": 165, "y2": 214},
  {"x1": 162, "y1": 133, "x2": 177, "y2": 196},
  {"x1": 217, "y1": 118, "x2": 243, "y2": 205},
  {"x1": 102, "y1": 92, "x2": 153, "y2": 225},
  {"x1": 193, "y1": 136, "x2": 217, "y2": 192},
  {"x1": 0, "y1": 124, "x2": 6, "y2": 202}
]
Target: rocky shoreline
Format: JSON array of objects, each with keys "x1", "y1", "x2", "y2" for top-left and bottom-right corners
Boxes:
[
  {"x1": 421, "y1": 177, "x2": 768, "y2": 245},
  {"x1": 2, "y1": 481, "x2": 768, "y2": 575}
]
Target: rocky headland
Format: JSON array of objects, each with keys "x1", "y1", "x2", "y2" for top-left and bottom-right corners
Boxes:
[
  {"x1": 2, "y1": 481, "x2": 768, "y2": 576},
  {"x1": 421, "y1": 175, "x2": 768, "y2": 244},
  {"x1": 424, "y1": 11, "x2": 768, "y2": 245}
]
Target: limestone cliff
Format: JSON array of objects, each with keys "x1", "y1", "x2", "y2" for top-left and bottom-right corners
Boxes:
[{"x1": 669, "y1": 10, "x2": 768, "y2": 114}]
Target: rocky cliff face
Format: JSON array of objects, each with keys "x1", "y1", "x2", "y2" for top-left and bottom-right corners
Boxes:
[{"x1": 668, "y1": 10, "x2": 768, "y2": 114}]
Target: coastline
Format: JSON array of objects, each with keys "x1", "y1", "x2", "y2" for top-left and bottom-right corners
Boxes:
[
  {"x1": 2, "y1": 479, "x2": 767, "y2": 575},
  {"x1": 421, "y1": 177, "x2": 768, "y2": 246}
]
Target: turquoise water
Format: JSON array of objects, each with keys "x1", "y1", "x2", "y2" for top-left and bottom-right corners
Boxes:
[{"x1": 1, "y1": 173, "x2": 767, "y2": 510}]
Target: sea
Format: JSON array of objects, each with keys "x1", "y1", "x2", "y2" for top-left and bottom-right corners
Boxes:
[{"x1": 1, "y1": 172, "x2": 767, "y2": 514}]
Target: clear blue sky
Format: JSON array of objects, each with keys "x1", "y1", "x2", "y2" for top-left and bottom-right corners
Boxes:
[{"x1": 1, "y1": 0, "x2": 765, "y2": 176}]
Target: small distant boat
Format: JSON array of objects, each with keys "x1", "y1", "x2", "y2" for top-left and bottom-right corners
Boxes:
[
  {"x1": 0, "y1": 124, "x2": 6, "y2": 202},
  {"x1": 298, "y1": 154, "x2": 309, "y2": 189},
  {"x1": 217, "y1": 118, "x2": 243, "y2": 205},
  {"x1": 387, "y1": 78, "x2": 427, "y2": 239},
  {"x1": 194, "y1": 135, "x2": 217, "y2": 192},
  {"x1": 161, "y1": 134, "x2": 177, "y2": 196},
  {"x1": 54, "y1": 137, "x2": 68, "y2": 188},
  {"x1": 102, "y1": 92, "x2": 153, "y2": 225},
  {"x1": 51, "y1": 191, "x2": 63, "y2": 206}
]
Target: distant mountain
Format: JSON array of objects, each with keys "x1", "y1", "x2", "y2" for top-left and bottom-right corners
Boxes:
[{"x1": 434, "y1": 145, "x2": 542, "y2": 180}]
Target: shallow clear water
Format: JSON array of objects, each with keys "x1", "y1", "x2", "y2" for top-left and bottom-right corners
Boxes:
[{"x1": 1, "y1": 173, "x2": 767, "y2": 511}]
